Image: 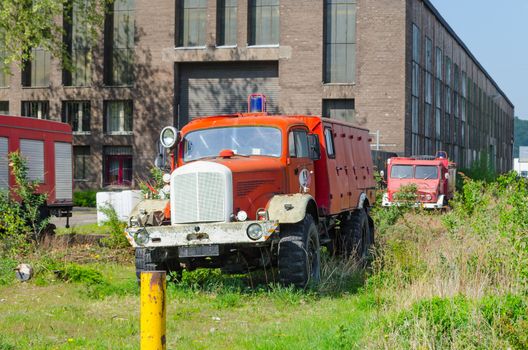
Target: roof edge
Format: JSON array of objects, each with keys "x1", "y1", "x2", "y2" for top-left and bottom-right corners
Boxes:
[{"x1": 422, "y1": 0, "x2": 514, "y2": 109}]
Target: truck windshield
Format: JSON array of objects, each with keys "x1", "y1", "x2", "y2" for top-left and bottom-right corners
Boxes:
[
  {"x1": 415, "y1": 165, "x2": 439, "y2": 179},
  {"x1": 390, "y1": 165, "x2": 413, "y2": 179},
  {"x1": 183, "y1": 126, "x2": 282, "y2": 161}
]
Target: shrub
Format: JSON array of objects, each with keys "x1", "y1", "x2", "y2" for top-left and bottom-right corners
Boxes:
[
  {"x1": 99, "y1": 205, "x2": 129, "y2": 249},
  {"x1": 0, "y1": 152, "x2": 50, "y2": 254},
  {"x1": 138, "y1": 166, "x2": 166, "y2": 199},
  {"x1": 73, "y1": 190, "x2": 97, "y2": 207}
]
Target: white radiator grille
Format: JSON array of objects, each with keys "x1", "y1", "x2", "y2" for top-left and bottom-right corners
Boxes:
[{"x1": 173, "y1": 171, "x2": 227, "y2": 223}]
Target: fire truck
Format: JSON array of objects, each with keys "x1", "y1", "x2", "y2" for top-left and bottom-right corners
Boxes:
[
  {"x1": 126, "y1": 95, "x2": 376, "y2": 288},
  {"x1": 0, "y1": 115, "x2": 73, "y2": 223},
  {"x1": 381, "y1": 152, "x2": 456, "y2": 209}
]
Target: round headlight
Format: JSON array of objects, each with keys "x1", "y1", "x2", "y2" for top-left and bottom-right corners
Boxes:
[
  {"x1": 162, "y1": 173, "x2": 171, "y2": 184},
  {"x1": 160, "y1": 126, "x2": 179, "y2": 149},
  {"x1": 134, "y1": 229, "x2": 150, "y2": 245},
  {"x1": 236, "y1": 210, "x2": 248, "y2": 222},
  {"x1": 247, "y1": 223, "x2": 263, "y2": 240},
  {"x1": 425, "y1": 194, "x2": 432, "y2": 201}
]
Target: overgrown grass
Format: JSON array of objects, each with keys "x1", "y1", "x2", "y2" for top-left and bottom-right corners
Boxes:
[
  {"x1": 365, "y1": 172, "x2": 528, "y2": 349},
  {"x1": 1, "y1": 173, "x2": 526, "y2": 349},
  {"x1": 55, "y1": 223, "x2": 110, "y2": 236}
]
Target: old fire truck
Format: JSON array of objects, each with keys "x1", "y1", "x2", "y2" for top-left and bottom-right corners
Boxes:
[
  {"x1": 126, "y1": 96, "x2": 376, "y2": 288},
  {"x1": 382, "y1": 152, "x2": 456, "y2": 209},
  {"x1": 0, "y1": 115, "x2": 73, "y2": 222}
]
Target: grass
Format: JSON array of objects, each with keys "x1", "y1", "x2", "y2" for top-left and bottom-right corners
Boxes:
[
  {"x1": 0, "y1": 261, "x2": 375, "y2": 350},
  {"x1": 54, "y1": 223, "x2": 110, "y2": 236},
  {"x1": 1, "y1": 173, "x2": 527, "y2": 349}
]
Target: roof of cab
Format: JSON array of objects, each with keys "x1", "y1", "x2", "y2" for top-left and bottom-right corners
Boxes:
[
  {"x1": 0, "y1": 114, "x2": 72, "y2": 133},
  {"x1": 181, "y1": 113, "x2": 370, "y2": 133}
]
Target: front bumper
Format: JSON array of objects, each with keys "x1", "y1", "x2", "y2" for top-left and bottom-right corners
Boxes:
[
  {"x1": 125, "y1": 220, "x2": 279, "y2": 248},
  {"x1": 382, "y1": 193, "x2": 446, "y2": 209}
]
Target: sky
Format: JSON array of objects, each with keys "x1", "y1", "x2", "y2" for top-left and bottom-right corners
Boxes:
[{"x1": 429, "y1": 0, "x2": 528, "y2": 119}]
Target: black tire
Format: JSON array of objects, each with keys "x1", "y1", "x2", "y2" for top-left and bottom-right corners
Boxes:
[
  {"x1": 340, "y1": 209, "x2": 373, "y2": 262},
  {"x1": 135, "y1": 248, "x2": 183, "y2": 283},
  {"x1": 278, "y1": 214, "x2": 321, "y2": 289}
]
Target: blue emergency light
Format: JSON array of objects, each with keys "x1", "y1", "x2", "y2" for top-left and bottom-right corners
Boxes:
[{"x1": 248, "y1": 94, "x2": 267, "y2": 113}]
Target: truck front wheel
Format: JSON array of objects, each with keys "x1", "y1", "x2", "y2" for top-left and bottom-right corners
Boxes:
[
  {"x1": 278, "y1": 214, "x2": 321, "y2": 288},
  {"x1": 135, "y1": 248, "x2": 182, "y2": 282}
]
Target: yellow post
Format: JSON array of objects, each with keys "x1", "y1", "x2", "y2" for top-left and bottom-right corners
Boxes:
[{"x1": 140, "y1": 271, "x2": 167, "y2": 350}]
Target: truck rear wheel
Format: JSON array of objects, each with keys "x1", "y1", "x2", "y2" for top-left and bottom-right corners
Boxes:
[
  {"x1": 340, "y1": 209, "x2": 373, "y2": 263},
  {"x1": 278, "y1": 214, "x2": 321, "y2": 289}
]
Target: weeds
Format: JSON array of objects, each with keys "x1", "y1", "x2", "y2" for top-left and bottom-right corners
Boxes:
[{"x1": 99, "y1": 205, "x2": 129, "y2": 249}]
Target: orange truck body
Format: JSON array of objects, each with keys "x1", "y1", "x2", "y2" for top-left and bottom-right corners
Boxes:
[
  {"x1": 127, "y1": 108, "x2": 377, "y2": 286},
  {"x1": 174, "y1": 114, "x2": 376, "y2": 219},
  {"x1": 382, "y1": 153, "x2": 456, "y2": 209}
]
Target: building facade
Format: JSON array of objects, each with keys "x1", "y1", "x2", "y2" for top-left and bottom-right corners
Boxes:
[{"x1": 0, "y1": 0, "x2": 514, "y2": 190}]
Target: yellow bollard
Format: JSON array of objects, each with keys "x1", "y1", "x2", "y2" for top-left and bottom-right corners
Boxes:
[{"x1": 140, "y1": 271, "x2": 167, "y2": 350}]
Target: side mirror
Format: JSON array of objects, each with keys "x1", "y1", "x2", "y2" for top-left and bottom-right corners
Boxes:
[
  {"x1": 445, "y1": 173, "x2": 450, "y2": 180},
  {"x1": 380, "y1": 170, "x2": 385, "y2": 178},
  {"x1": 307, "y1": 134, "x2": 321, "y2": 161}
]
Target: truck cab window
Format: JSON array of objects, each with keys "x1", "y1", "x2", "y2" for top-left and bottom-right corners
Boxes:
[
  {"x1": 324, "y1": 127, "x2": 335, "y2": 158},
  {"x1": 289, "y1": 129, "x2": 309, "y2": 158}
]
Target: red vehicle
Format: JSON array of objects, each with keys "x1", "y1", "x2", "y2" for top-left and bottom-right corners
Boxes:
[
  {"x1": 126, "y1": 96, "x2": 377, "y2": 288},
  {"x1": 0, "y1": 115, "x2": 73, "y2": 223},
  {"x1": 382, "y1": 152, "x2": 456, "y2": 209}
]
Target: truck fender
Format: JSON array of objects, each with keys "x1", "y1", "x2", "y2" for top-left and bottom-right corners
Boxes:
[
  {"x1": 266, "y1": 193, "x2": 318, "y2": 224},
  {"x1": 357, "y1": 192, "x2": 369, "y2": 209}
]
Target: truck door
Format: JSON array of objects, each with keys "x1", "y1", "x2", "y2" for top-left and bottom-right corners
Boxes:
[
  {"x1": 322, "y1": 124, "x2": 350, "y2": 211},
  {"x1": 287, "y1": 128, "x2": 315, "y2": 197}
]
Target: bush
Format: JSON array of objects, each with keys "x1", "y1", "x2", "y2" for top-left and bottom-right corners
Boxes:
[
  {"x1": 0, "y1": 152, "x2": 49, "y2": 254},
  {"x1": 73, "y1": 190, "x2": 97, "y2": 207},
  {"x1": 99, "y1": 205, "x2": 129, "y2": 249}
]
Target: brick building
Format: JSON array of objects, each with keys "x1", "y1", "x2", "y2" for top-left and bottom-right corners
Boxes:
[{"x1": 0, "y1": 0, "x2": 514, "y2": 190}]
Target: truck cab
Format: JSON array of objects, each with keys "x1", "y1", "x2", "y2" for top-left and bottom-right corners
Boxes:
[
  {"x1": 382, "y1": 152, "x2": 456, "y2": 209},
  {"x1": 127, "y1": 97, "x2": 376, "y2": 288}
]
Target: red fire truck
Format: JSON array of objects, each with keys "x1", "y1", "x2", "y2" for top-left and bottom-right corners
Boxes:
[
  {"x1": 0, "y1": 115, "x2": 73, "y2": 223},
  {"x1": 382, "y1": 152, "x2": 456, "y2": 209},
  {"x1": 126, "y1": 95, "x2": 377, "y2": 288}
]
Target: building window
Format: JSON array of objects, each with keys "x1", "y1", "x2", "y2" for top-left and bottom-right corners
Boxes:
[
  {"x1": 0, "y1": 35, "x2": 8, "y2": 87},
  {"x1": 74, "y1": 146, "x2": 90, "y2": 180},
  {"x1": 22, "y1": 47, "x2": 51, "y2": 87},
  {"x1": 62, "y1": 101, "x2": 91, "y2": 133},
  {"x1": 177, "y1": 0, "x2": 208, "y2": 47},
  {"x1": 444, "y1": 56, "x2": 452, "y2": 146},
  {"x1": 324, "y1": 0, "x2": 356, "y2": 83},
  {"x1": 0, "y1": 101, "x2": 8, "y2": 115},
  {"x1": 104, "y1": 100, "x2": 133, "y2": 134},
  {"x1": 63, "y1": 0, "x2": 92, "y2": 86},
  {"x1": 434, "y1": 47, "x2": 442, "y2": 150},
  {"x1": 248, "y1": 0, "x2": 279, "y2": 46},
  {"x1": 21, "y1": 101, "x2": 49, "y2": 119},
  {"x1": 411, "y1": 23, "x2": 421, "y2": 155},
  {"x1": 424, "y1": 36, "x2": 433, "y2": 154},
  {"x1": 104, "y1": 146, "x2": 133, "y2": 186},
  {"x1": 104, "y1": 0, "x2": 135, "y2": 86},
  {"x1": 217, "y1": 0, "x2": 237, "y2": 46},
  {"x1": 323, "y1": 99, "x2": 355, "y2": 123}
]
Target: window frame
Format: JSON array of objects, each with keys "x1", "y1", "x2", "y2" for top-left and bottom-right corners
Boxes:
[
  {"x1": 177, "y1": 0, "x2": 208, "y2": 48},
  {"x1": 288, "y1": 128, "x2": 310, "y2": 159},
  {"x1": 216, "y1": 0, "x2": 238, "y2": 47},
  {"x1": 248, "y1": 0, "x2": 280, "y2": 47},
  {"x1": 323, "y1": 0, "x2": 357, "y2": 84},
  {"x1": 324, "y1": 127, "x2": 336, "y2": 159},
  {"x1": 62, "y1": 101, "x2": 91, "y2": 134},
  {"x1": 73, "y1": 146, "x2": 90, "y2": 181},
  {"x1": 103, "y1": 100, "x2": 133, "y2": 135}
]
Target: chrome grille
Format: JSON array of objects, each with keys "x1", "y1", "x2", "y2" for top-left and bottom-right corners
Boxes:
[{"x1": 173, "y1": 171, "x2": 226, "y2": 223}]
